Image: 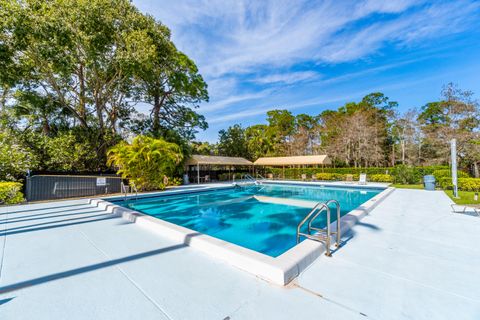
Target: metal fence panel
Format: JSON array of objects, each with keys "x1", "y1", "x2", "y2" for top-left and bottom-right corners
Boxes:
[{"x1": 26, "y1": 175, "x2": 123, "y2": 202}]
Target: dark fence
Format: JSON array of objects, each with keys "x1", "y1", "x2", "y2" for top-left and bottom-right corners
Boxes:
[{"x1": 25, "y1": 175, "x2": 123, "y2": 202}]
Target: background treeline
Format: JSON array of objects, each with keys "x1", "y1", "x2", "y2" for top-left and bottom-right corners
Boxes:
[
  {"x1": 197, "y1": 85, "x2": 480, "y2": 177},
  {"x1": 1, "y1": 1, "x2": 479, "y2": 185},
  {"x1": 0, "y1": 0, "x2": 207, "y2": 180}
]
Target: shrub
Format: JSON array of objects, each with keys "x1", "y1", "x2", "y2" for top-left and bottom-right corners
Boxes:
[
  {"x1": 0, "y1": 132, "x2": 38, "y2": 181},
  {"x1": 107, "y1": 136, "x2": 183, "y2": 191},
  {"x1": 390, "y1": 165, "x2": 420, "y2": 184},
  {"x1": 315, "y1": 173, "x2": 344, "y2": 180},
  {"x1": 169, "y1": 177, "x2": 183, "y2": 186},
  {"x1": 369, "y1": 174, "x2": 393, "y2": 183},
  {"x1": 438, "y1": 177, "x2": 480, "y2": 191},
  {"x1": 261, "y1": 165, "x2": 449, "y2": 183},
  {"x1": 458, "y1": 178, "x2": 480, "y2": 191},
  {"x1": 0, "y1": 182, "x2": 24, "y2": 205},
  {"x1": 433, "y1": 169, "x2": 469, "y2": 181}
]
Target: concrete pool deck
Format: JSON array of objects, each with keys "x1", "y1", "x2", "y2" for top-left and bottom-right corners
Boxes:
[{"x1": 1, "y1": 186, "x2": 480, "y2": 319}]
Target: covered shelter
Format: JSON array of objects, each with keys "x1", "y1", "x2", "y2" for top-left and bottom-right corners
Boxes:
[
  {"x1": 254, "y1": 155, "x2": 331, "y2": 179},
  {"x1": 185, "y1": 155, "x2": 253, "y2": 184}
]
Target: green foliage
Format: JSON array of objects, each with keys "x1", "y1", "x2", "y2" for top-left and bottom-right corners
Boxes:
[
  {"x1": 169, "y1": 177, "x2": 183, "y2": 186},
  {"x1": 1, "y1": 0, "x2": 207, "y2": 172},
  {"x1": 444, "y1": 190, "x2": 480, "y2": 205},
  {"x1": 0, "y1": 131, "x2": 37, "y2": 180},
  {"x1": 392, "y1": 184, "x2": 424, "y2": 190},
  {"x1": 43, "y1": 132, "x2": 99, "y2": 171},
  {"x1": 369, "y1": 174, "x2": 393, "y2": 182},
  {"x1": 245, "y1": 125, "x2": 273, "y2": 160},
  {"x1": 217, "y1": 124, "x2": 249, "y2": 158},
  {"x1": 315, "y1": 173, "x2": 343, "y2": 181},
  {"x1": 432, "y1": 169, "x2": 469, "y2": 180},
  {"x1": 0, "y1": 181, "x2": 24, "y2": 204},
  {"x1": 262, "y1": 165, "x2": 447, "y2": 183},
  {"x1": 107, "y1": 136, "x2": 183, "y2": 191},
  {"x1": 440, "y1": 178, "x2": 480, "y2": 191},
  {"x1": 391, "y1": 165, "x2": 420, "y2": 184}
]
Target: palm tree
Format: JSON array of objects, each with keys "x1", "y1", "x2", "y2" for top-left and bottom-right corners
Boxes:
[{"x1": 107, "y1": 135, "x2": 183, "y2": 190}]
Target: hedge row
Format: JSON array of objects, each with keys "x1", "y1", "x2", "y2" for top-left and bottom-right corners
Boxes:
[
  {"x1": 0, "y1": 182, "x2": 24, "y2": 205},
  {"x1": 433, "y1": 169, "x2": 469, "y2": 181},
  {"x1": 262, "y1": 165, "x2": 449, "y2": 184},
  {"x1": 313, "y1": 173, "x2": 393, "y2": 182},
  {"x1": 438, "y1": 177, "x2": 480, "y2": 191}
]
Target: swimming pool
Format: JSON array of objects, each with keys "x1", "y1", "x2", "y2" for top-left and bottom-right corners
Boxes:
[{"x1": 122, "y1": 183, "x2": 382, "y2": 257}]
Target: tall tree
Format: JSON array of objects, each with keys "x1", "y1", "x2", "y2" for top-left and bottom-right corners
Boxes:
[
  {"x1": 0, "y1": 0, "x2": 208, "y2": 171},
  {"x1": 217, "y1": 124, "x2": 249, "y2": 158},
  {"x1": 418, "y1": 83, "x2": 480, "y2": 169},
  {"x1": 245, "y1": 124, "x2": 273, "y2": 160},
  {"x1": 266, "y1": 109, "x2": 295, "y2": 155}
]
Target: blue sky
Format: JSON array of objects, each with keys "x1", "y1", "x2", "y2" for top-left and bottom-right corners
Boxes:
[{"x1": 133, "y1": 0, "x2": 480, "y2": 142}]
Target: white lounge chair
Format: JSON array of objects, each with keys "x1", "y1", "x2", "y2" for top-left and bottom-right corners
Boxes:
[
  {"x1": 359, "y1": 173, "x2": 367, "y2": 185},
  {"x1": 451, "y1": 204, "x2": 479, "y2": 217},
  {"x1": 301, "y1": 174, "x2": 307, "y2": 181}
]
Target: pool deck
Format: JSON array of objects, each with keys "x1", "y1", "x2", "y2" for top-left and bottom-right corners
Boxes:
[{"x1": 1, "y1": 185, "x2": 480, "y2": 319}]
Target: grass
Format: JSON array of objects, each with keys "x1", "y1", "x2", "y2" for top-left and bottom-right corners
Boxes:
[
  {"x1": 444, "y1": 190, "x2": 480, "y2": 205},
  {"x1": 392, "y1": 184, "x2": 424, "y2": 189}
]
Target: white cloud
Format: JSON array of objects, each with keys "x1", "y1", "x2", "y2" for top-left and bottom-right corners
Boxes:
[
  {"x1": 136, "y1": 0, "x2": 478, "y2": 76},
  {"x1": 252, "y1": 71, "x2": 320, "y2": 85},
  {"x1": 200, "y1": 90, "x2": 273, "y2": 113},
  {"x1": 133, "y1": 0, "x2": 480, "y2": 135}
]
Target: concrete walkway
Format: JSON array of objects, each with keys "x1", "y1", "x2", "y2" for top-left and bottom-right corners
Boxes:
[{"x1": 0, "y1": 188, "x2": 479, "y2": 319}]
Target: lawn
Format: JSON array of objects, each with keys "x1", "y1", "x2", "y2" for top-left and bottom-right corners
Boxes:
[
  {"x1": 444, "y1": 190, "x2": 480, "y2": 205},
  {"x1": 392, "y1": 184, "x2": 424, "y2": 189}
]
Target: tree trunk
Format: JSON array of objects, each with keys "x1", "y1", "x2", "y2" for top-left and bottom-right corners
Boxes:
[
  {"x1": 78, "y1": 64, "x2": 86, "y2": 120},
  {"x1": 152, "y1": 94, "x2": 160, "y2": 133},
  {"x1": 391, "y1": 144, "x2": 395, "y2": 166},
  {"x1": 42, "y1": 116, "x2": 51, "y2": 135},
  {"x1": 474, "y1": 162, "x2": 479, "y2": 178}
]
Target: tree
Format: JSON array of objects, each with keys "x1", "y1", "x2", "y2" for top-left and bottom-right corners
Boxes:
[
  {"x1": 0, "y1": 0, "x2": 208, "y2": 171},
  {"x1": 0, "y1": 131, "x2": 37, "y2": 180},
  {"x1": 191, "y1": 141, "x2": 217, "y2": 156},
  {"x1": 245, "y1": 124, "x2": 273, "y2": 160},
  {"x1": 317, "y1": 93, "x2": 396, "y2": 167},
  {"x1": 266, "y1": 109, "x2": 295, "y2": 155},
  {"x1": 107, "y1": 135, "x2": 183, "y2": 190},
  {"x1": 217, "y1": 124, "x2": 249, "y2": 158},
  {"x1": 418, "y1": 83, "x2": 480, "y2": 169},
  {"x1": 133, "y1": 45, "x2": 209, "y2": 140},
  {"x1": 291, "y1": 114, "x2": 320, "y2": 156},
  {"x1": 391, "y1": 109, "x2": 422, "y2": 165}
]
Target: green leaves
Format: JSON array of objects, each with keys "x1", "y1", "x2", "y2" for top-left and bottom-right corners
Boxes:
[
  {"x1": 107, "y1": 135, "x2": 183, "y2": 190},
  {"x1": 0, "y1": 0, "x2": 208, "y2": 174}
]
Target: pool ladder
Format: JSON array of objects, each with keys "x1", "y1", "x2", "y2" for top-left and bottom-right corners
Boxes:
[
  {"x1": 296, "y1": 199, "x2": 341, "y2": 256},
  {"x1": 122, "y1": 182, "x2": 138, "y2": 202},
  {"x1": 240, "y1": 174, "x2": 260, "y2": 185}
]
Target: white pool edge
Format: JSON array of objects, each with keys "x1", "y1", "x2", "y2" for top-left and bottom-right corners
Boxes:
[{"x1": 89, "y1": 184, "x2": 394, "y2": 285}]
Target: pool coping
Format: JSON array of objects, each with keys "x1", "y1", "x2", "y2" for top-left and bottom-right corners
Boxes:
[{"x1": 89, "y1": 182, "x2": 395, "y2": 285}]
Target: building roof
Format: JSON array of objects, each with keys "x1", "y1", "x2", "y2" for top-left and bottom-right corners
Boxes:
[
  {"x1": 185, "y1": 155, "x2": 253, "y2": 166},
  {"x1": 253, "y1": 155, "x2": 331, "y2": 166}
]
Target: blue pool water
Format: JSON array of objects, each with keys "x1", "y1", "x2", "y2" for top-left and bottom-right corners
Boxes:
[{"x1": 124, "y1": 184, "x2": 382, "y2": 257}]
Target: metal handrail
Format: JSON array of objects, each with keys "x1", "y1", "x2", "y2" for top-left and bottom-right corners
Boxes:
[
  {"x1": 241, "y1": 174, "x2": 257, "y2": 183},
  {"x1": 327, "y1": 199, "x2": 341, "y2": 247},
  {"x1": 296, "y1": 202, "x2": 329, "y2": 243},
  {"x1": 308, "y1": 200, "x2": 341, "y2": 248},
  {"x1": 296, "y1": 199, "x2": 341, "y2": 256},
  {"x1": 256, "y1": 173, "x2": 266, "y2": 180},
  {"x1": 122, "y1": 182, "x2": 138, "y2": 201}
]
